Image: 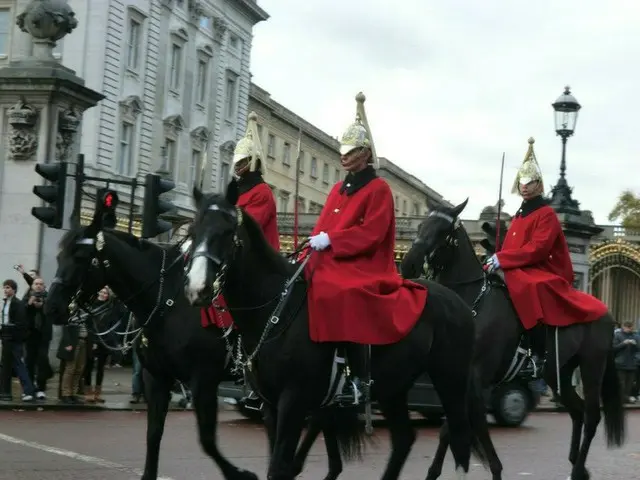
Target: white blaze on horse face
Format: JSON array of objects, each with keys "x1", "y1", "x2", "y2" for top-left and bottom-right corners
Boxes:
[{"x1": 186, "y1": 241, "x2": 209, "y2": 303}]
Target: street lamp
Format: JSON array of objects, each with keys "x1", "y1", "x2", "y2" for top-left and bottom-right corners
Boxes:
[{"x1": 552, "y1": 86, "x2": 581, "y2": 180}]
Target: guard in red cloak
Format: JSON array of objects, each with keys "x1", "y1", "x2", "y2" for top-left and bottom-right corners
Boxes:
[
  {"x1": 484, "y1": 137, "x2": 608, "y2": 356},
  {"x1": 201, "y1": 112, "x2": 280, "y2": 330},
  {"x1": 304, "y1": 92, "x2": 427, "y2": 404}
]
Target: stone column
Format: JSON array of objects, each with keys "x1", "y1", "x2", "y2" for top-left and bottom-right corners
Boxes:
[
  {"x1": 0, "y1": 0, "x2": 104, "y2": 368},
  {"x1": 548, "y1": 175, "x2": 603, "y2": 293}
]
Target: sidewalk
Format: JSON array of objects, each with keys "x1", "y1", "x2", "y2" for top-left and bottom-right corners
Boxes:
[
  {"x1": 0, "y1": 366, "x2": 204, "y2": 411},
  {"x1": 1, "y1": 367, "x2": 639, "y2": 412}
]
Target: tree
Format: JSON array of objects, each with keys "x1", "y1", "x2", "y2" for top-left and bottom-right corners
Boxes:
[{"x1": 608, "y1": 190, "x2": 640, "y2": 229}]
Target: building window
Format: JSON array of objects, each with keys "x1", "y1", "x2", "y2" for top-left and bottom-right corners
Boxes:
[
  {"x1": 189, "y1": 150, "x2": 200, "y2": 187},
  {"x1": 283, "y1": 142, "x2": 291, "y2": 167},
  {"x1": 196, "y1": 58, "x2": 208, "y2": 105},
  {"x1": 334, "y1": 168, "x2": 340, "y2": 183},
  {"x1": 224, "y1": 71, "x2": 238, "y2": 119},
  {"x1": 322, "y1": 163, "x2": 329, "y2": 184},
  {"x1": 162, "y1": 138, "x2": 177, "y2": 177},
  {"x1": 169, "y1": 43, "x2": 182, "y2": 91},
  {"x1": 279, "y1": 192, "x2": 290, "y2": 213},
  {"x1": 310, "y1": 156, "x2": 318, "y2": 178},
  {"x1": 257, "y1": 124, "x2": 263, "y2": 141},
  {"x1": 296, "y1": 196, "x2": 305, "y2": 213},
  {"x1": 199, "y1": 16, "x2": 211, "y2": 30},
  {"x1": 298, "y1": 151, "x2": 305, "y2": 173},
  {"x1": 402, "y1": 199, "x2": 407, "y2": 216},
  {"x1": 118, "y1": 122, "x2": 134, "y2": 176},
  {"x1": 412, "y1": 202, "x2": 420, "y2": 216},
  {"x1": 126, "y1": 17, "x2": 141, "y2": 71},
  {"x1": 394, "y1": 195, "x2": 399, "y2": 213},
  {"x1": 0, "y1": 8, "x2": 10, "y2": 57},
  {"x1": 267, "y1": 134, "x2": 275, "y2": 158},
  {"x1": 219, "y1": 161, "x2": 230, "y2": 192}
]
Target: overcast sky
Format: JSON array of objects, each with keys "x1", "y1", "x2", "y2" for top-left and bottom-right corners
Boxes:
[{"x1": 249, "y1": 0, "x2": 638, "y2": 224}]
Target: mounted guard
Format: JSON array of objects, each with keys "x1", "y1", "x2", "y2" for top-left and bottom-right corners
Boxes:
[
  {"x1": 231, "y1": 111, "x2": 280, "y2": 251},
  {"x1": 484, "y1": 137, "x2": 608, "y2": 353},
  {"x1": 200, "y1": 111, "x2": 280, "y2": 330},
  {"x1": 303, "y1": 92, "x2": 428, "y2": 404}
]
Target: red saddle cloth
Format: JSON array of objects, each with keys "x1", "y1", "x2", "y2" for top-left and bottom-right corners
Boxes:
[{"x1": 201, "y1": 295, "x2": 234, "y2": 329}]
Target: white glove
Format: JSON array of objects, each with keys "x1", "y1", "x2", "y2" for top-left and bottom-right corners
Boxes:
[
  {"x1": 484, "y1": 254, "x2": 501, "y2": 273},
  {"x1": 309, "y1": 232, "x2": 331, "y2": 251}
]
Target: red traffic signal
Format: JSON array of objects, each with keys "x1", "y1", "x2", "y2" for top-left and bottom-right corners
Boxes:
[{"x1": 99, "y1": 189, "x2": 119, "y2": 210}]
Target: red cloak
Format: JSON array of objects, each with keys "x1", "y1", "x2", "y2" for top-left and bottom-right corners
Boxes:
[
  {"x1": 304, "y1": 174, "x2": 427, "y2": 345},
  {"x1": 496, "y1": 199, "x2": 608, "y2": 330},
  {"x1": 201, "y1": 180, "x2": 280, "y2": 328}
]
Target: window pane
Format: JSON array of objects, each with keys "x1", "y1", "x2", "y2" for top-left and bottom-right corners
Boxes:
[{"x1": 0, "y1": 10, "x2": 10, "y2": 56}]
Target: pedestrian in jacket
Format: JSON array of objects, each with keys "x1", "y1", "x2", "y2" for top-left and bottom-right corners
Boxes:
[{"x1": 613, "y1": 321, "x2": 640, "y2": 403}]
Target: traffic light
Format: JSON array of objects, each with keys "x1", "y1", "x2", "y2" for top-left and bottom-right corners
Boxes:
[
  {"x1": 141, "y1": 173, "x2": 176, "y2": 238},
  {"x1": 480, "y1": 220, "x2": 507, "y2": 255},
  {"x1": 31, "y1": 162, "x2": 68, "y2": 229},
  {"x1": 95, "y1": 188, "x2": 119, "y2": 229}
]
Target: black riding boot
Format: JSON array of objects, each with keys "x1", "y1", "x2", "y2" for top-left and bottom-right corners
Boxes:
[{"x1": 336, "y1": 343, "x2": 369, "y2": 406}]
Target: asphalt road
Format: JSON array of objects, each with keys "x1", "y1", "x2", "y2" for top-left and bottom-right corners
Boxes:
[{"x1": 0, "y1": 409, "x2": 637, "y2": 479}]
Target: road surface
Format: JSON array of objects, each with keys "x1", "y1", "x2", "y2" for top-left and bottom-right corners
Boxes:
[{"x1": 0, "y1": 409, "x2": 638, "y2": 479}]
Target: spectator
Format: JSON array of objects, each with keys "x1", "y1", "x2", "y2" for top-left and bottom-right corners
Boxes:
[
  {"x1": 0, "y1": 279, "x2": 36, "y2": 402},
  {"x1": 613, "y1": 320, "x2": 640, "y2": 403},
  {"x1": 23, "y1": 276, "x2": 53, "y2": 400},
  {"x1": 84, "y1": 288, "x2": 118, "y2": 403},
  {"x1": 56, "y1": 312, "x2": 88, "y2": 405}
]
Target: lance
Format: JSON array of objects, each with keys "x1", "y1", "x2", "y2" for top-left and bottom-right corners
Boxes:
[
  {"x1": 293, "y1": 127, "x2": 302, "y2": 249},
  {"x1": 495, "y1": 152, "x2": 506, "y2": 252}
]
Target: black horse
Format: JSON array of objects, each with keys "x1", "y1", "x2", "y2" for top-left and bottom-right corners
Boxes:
[
  {"x1": 401, "y1": 199, "x2": 626, "y2": 480},
  {"x1": 44, "y1": 212, "x2": 259, "y2": 480},
  {"x1": 184, "y1": 184, "x2": 484, "y2": 480}
]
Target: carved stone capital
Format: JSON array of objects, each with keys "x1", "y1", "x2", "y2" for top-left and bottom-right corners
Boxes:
[
  {"x1": 58, "y1": 105, "x2": 80, "y2": 132},
  {"x1": 119, "y1": 95, "x2": 143, "y2": 122},
  {"x1": 163, "y1": 114, "x2": 185, "y2": 138},
  {"x1": 188, "y1": 0, "x2": 206, "y2": 24},
  {"x1": 212, "y1": 16, "x2": 228, "y2": 44},
  {"x1": 16, "y1": 0, "x2": 78, "y2": 42},
  {"x1": 190, "y1": 126, "x2": 211, "y2": 150},
  {"x1": 6, "y1": 97, "x2": 39, "y2": 161},
  {"x1": 220, "y1": 140, "x2": 235, "y2": 156}
]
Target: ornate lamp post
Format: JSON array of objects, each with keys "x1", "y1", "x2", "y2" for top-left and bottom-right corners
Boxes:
[
  {"x1": 552, "y1": 86, "x2": 582, "y2": 184},
  {"x1": 548, "y1": 86, "x2": 602, "y2": 293}
]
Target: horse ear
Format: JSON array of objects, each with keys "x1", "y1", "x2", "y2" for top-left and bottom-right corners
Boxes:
[
  {"x1": 192, "y1": 185, "x2": 203, "y2": 207},
  {"x1": 451, "y1": 198, "x2": 469, "y2": 218},
  {"x1": 225, "y1": 180, "x2": 239, "y2": 206},
  {"x1": 84, "y1": 211, "x2": 102, "y2": 238}
]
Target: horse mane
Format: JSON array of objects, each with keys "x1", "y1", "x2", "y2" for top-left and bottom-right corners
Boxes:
[
  {"x1": 241, "y1": 209, "x2": 293, "y2": 277},
  {"x1": 58, "y1": 225, "x2": 179, "y2": 257}
]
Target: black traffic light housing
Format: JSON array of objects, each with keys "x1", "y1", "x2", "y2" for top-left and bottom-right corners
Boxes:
[
  {"x1": 141, "y1": 173, "x2": 176, "y2": 238},
  {"x1": 480, "y1": 220, "x2": 508, "y2": 256},
  {"x1": 32, "y1": 162, "x2": 68, "y2": 229},
  {"x1": 95, "y1": 188, "x2": 119, "y2": 229}
]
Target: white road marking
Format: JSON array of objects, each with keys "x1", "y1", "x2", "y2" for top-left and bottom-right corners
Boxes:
[{"x1": 0, "y1": 432, "x2": 176, "y2": 480}]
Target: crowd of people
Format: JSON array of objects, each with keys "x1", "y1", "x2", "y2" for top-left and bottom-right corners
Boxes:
[{"x1": 0, "y1": 266, "x2": 143, "y2": 404}]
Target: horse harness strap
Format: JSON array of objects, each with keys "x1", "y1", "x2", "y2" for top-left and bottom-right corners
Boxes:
[{"x1": 241, "y1": 254, "x2": 311, "y2": 372}]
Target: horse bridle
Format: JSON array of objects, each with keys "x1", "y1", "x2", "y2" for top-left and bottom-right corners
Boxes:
[
  {"x1": 186, "y1": 203, "x2": 244, "y2": 302},
  {"x1": 413, "y1": 210, "x2": 461, "y2": 278},
  {"x1": 53, "y1": 230, "x2": 179, "y2": 330}
]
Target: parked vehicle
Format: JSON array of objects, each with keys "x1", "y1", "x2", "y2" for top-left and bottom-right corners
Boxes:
[{"x1": 218, "y1": 369, "x2": 541, "y2": 427}]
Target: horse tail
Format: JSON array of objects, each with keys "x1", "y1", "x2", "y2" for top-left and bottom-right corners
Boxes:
[
  {"x1": 319, "y1": 406, "x2": 369, "y2": 462},
  {"x1": 466, "y1": 374, "x2": 490, "y2": 466},
  {"x1": 601, "y1": 350, "x2": 626, "y2": 448}
]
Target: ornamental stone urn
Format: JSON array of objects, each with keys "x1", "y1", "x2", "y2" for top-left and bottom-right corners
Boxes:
[{"x1": 16, "y1": 0, "x2": 78, "y2": 60}]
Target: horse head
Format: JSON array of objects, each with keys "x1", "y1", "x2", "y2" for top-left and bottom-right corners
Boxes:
[
  {"x1": 46, "y1": 211, "x2": 168, "y2": 326},
  {"x1": 186, "y1": 181, "x2": 244, "y2": 306},
  {"x1": 401, "y1": 198, "x2": 474, "y2": 281}
]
